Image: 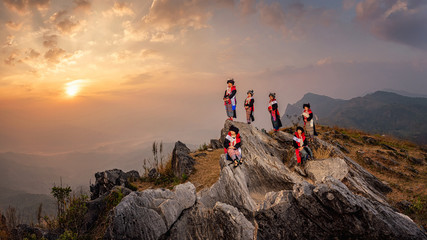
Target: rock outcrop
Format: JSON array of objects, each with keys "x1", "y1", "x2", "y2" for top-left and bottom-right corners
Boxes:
[
  {"x1": 104, "y1": 183, "x2": 196, "y2": 240},
  {"x1": 101, "y1": 120, "x2": 426, "y2": 240},
  {"x1": 90, "y1": 169, "x2": 139, "y2": 200},
  {"x1": 171, "y1": 141, "x2": 196, "y2": 178}
]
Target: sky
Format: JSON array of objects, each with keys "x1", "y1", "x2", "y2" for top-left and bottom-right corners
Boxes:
[{"x1": 1, "y1": 0, "x2": 427, "y2": 153}]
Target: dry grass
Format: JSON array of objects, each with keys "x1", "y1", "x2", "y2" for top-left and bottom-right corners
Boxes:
[
  {"x1": 312, "y1": 146, "x2": 333, "y2": 159},
  {"x1": 314, "y1": 125, "x2": 427, "y2": 229},
  {"x1": 188, "y1": 149, "x2": 223, "y2": 191},
  {"x1": 132, "y1": 149, "x2": 223, "y2": 192}
]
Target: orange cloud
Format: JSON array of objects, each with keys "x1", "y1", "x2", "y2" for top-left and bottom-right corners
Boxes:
[
  {"x1": 44, "y1": 47, "x2": 66, "y2": 63},
  {"x1": 5, "y1": 21, "x2": 23, "y2": 31},
  {"x1": 3, "y1": 0, "x2": 50, "y2": 14}
]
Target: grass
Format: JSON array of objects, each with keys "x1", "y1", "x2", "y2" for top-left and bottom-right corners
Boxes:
[
  {"x1": 312, "y1": 146, "x2": 333, "y2": 159},
  {"x1": 312, "y1": 124, "x2": 426, "y2": 229},
  {"x1": 132, "y1": 149, "x2": 223, "y2": 192}
]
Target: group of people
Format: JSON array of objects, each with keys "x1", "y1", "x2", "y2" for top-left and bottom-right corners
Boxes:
[
  {"x1": 223, "y1": 79, "x2": 283, "y2": 131},
  {"x1": 222, "y1": 78, "x2": 316, "y2": 167}
]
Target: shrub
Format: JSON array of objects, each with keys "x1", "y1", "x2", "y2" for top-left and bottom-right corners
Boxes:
[
  {"x1": 59, "y1": 194, "x2": 88, "y2": 235},
  {"x1": 125, "y1": 181, "x2": 138, "y2": 191},
  {"x1": 58, "y1": 230, "x2": 78, "y2": 240},
  {"x1": 105, "y1": 190, "x2": 124, "y2": 209}
]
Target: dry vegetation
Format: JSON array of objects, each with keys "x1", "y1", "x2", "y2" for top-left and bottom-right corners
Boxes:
[
  {"x1": 314, "y1": 125, "x2": 427, "y2": 229},
  {"x1": 132, "y1": 149, "x2": 223, "y2": 192}
]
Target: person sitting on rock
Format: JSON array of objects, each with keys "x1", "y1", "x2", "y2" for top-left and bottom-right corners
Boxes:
[
  {"x1": 302, "y1": 103, "x2": 317, "y2": 138},
  {"x1": 244, "y1": 90, "x2": 255, "y2": 124},
  {"x1": 223, "y1": 125, "x2": 242, "y2": 167},
  {"x1": 293, "y1": 126, "x2": 314, "y2": 165},
  {"x1": 268, "y1": 93, "x2": 282, "y2": 132},
  {"x1": 223, "y1": 78, "x2": 237, "y2": 121}
]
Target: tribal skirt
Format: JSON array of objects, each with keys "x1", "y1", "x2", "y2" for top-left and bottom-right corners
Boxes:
[
  {"x1": 246, "y1": 109, "x2": 254, "y2": 123},
  {"x1": 271, "y1": 113, "x2": 282, "y2": 130},
  {"x1": 225, "y1": 103, "x2": 236, "y2": 118}
]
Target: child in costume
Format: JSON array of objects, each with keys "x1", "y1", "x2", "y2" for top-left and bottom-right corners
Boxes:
[
  {"x1": 244, "y1": 90, "x2": 255, "y2": 124},
  {"x1": 268, "y1": 93, "x2": 282, "y2": 132}
]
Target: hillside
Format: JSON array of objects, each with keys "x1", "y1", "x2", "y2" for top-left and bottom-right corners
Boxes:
[{"x1": 282, "y1": 91, "x2": 427, "y2": 144}]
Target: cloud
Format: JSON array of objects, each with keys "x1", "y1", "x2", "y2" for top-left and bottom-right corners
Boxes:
[
  {"x1": 143, "y1": 0, "x2": 234, "y2": 30},
  {"x1": 122, "y1": 73, "x2": 152, "y2": 85},
  {"x1": 56, "y1": 17, "x2": 84, "y2": 34},
  {"x1": 44, "y1": 47, "x2": 66, "y2": 63},
  {"x1": 343, "y1": 0, "x2": 356, "y2": 10},
  {"x1": 356, "y1": 0, "x2": 427, "y2": 50},
  {"x1": 316, "y1": 57, "x2": 332, "y2": 66},
  {"x1": 4, "y1": 35, "x2": 16, "y2": 47},
  {"x1": 150, "y1": 32, "x2": 175, "y2": 43},
  {"x1": 257, "y1": 1, "x2": 336, "y2": 38},
  {"x1": 239, "y1": 0, "x2": 256, "y2": 16},
  {"x1": 26, "y1": 48, "x2": 40, "y2": 59},
  {"x1": 5, "y1": 21, "x2": 23, "y2": 31},
  {"x1": 103, "y1": 1, "x2": 134, "y2": 17},
  {"x1": 42, "y1": 34, "x2": 58, "y2": 48},
  {"x1": 73, "y1": 0, "x2": 90, "y2": 12},
  {"x1": 4, "y1": 52, "x2": 20, "y2": 65},
  {"x1": 2, "y1": 0, "x2": 50, "y2": 14},
  {"x1": 48, "y1": 10, "x2": 86, "y2": 35}
]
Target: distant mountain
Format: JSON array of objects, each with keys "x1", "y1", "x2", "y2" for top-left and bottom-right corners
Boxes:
[{"x1": 282, "y1": 91, "x2": 427, "y2": 144}]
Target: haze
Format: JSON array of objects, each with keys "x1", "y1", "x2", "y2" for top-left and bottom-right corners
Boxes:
[{"x1": 1, "y1": 0, "x2": 427, "y2": 154}]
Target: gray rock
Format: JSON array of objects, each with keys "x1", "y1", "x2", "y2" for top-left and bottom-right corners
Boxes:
[
  {"x1": 210, "y1": 139, "x2": 222, "y2": 149},
  {"x1": 256, "y1": 177, "x2": 426, "y2": 240},
  {"x1": 194, "y1": 152, "x2": 207, "y2": 158},
  {"x1": 305, "y1": 157, "x2": 349, "y2": 183},
  {"x1": 331, "y1": 140, "x2": 350, "y2": 153},
  {"x1": 148, "y1": 168, "x2": 159, "y2": 179},
  {"x1": 162, "y1": 202, "x2": 254, "y2": 240},
  {"x1": 90, "y1": 169, "x2": 140, "y2": 200},
  {"x1": 104, "y1": 182, "x2": 196, "y2": 240},
  {"x1": 362, "y1": 136, "x2": 379, "y2": 145},
  {"x1": 171, "y1": 141, "x2": 196, "y2": 178}
]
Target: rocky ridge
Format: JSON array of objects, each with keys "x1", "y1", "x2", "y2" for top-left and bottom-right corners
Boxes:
[{"x1": 97, "y1": 120, "x2": 426, "y2": 239}]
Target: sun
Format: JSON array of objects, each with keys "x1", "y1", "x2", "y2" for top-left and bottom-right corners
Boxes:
[
  {"x1": 64, "y1": 80, "x2": 84, "y2": 97},
  {"x1": 66, "y1": 85, "x2": 80, "y2": 97}
]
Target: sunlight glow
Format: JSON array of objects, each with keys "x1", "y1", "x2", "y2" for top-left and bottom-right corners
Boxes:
[{"x1": 65, "y1": 80, "x2": 84, "y2": 97}]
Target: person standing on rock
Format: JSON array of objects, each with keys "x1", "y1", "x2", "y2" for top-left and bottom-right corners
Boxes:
[
  {"x1": 302, "y1": 103, "x2": 317, "y2": 138},
  {"x1": 268, "y1": 93, "x2": 282, "y2": 132},
  {"x1": 244, "y1": 90, "x2": 255, "y2": 124},
  {"x1": 223, "y1": 79, "x2": 237, "y2": 121},
  {"x1": 223, "y1": 125, "x2": 242, "y2": 167},
  {"x1": 293, "y1": 126, "x2": 314, "y2": 165}
]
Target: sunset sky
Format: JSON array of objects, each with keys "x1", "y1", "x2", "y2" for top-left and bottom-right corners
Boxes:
[{"x1": 1, "y1": 0, "x2": 427, "y2": 153}]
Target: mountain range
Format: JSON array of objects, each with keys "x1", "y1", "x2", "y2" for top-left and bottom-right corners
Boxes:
[{"x1": 282, "y1": 91, "x2": 427, "y2": 144}]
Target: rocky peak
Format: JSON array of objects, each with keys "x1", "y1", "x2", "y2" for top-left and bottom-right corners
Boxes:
[{"x1": 102, "y1": 120, "x2": 426, "y2": 239}]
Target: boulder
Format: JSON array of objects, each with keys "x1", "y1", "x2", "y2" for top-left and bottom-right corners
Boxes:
[
  {"x1": 362, "y1": 136, "x2": 379, "y2": 145},
  {"x1": 305, "y1": 157, "x2": 349, "y2": 183},
  {"x1": 104, "y1": 182, "x2": 196, "y2": 240},
  {"x1": 210, "y1": 139, "x2": 222, "y2": 149},
  {"x1": 171, "y1": 141, "x2": 196, "y2": 178},
  {"x1": 256, "y1": 177, "x2": 426, "y2": 240},
  {"x1": 90, "y1": 169, "x2": 140, "y2": 200},
  {"x1": 162, "y1": 202, "x2": 254, "y2": 240}
]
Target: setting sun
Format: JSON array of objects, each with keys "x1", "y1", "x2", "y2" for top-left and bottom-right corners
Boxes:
[{"x1": 65, "y1": 80, "x2": 84, "y2": 97}]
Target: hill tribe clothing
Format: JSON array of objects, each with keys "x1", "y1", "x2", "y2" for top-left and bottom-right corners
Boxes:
[
  {"x1": 224, "y1": 86, "x2": 237, "y2": 119},
  {"x1": 292, "y1": 132, "x2": 313, "y2": 164},
  {"x1": 268, "y1": 99, "x2": 282, "y2": 131},
  {"x1": 223, "y1": 131, "x2": 242, "y2": 164},
  {"x1": 244, "y1": 96, "x2": 255, "y2": 124},
  {"x1": 302, "y1": 108, "x2": 317, "y2": 137}
]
